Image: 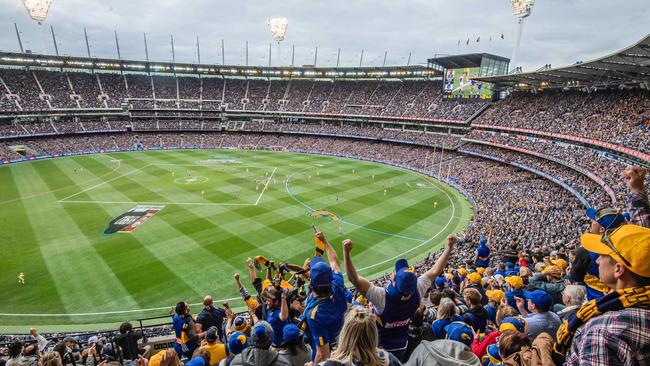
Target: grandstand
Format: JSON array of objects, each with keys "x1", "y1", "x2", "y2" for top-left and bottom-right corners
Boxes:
[{"x1": 1, "y1": 12, "x2": 649, "y2": 366}]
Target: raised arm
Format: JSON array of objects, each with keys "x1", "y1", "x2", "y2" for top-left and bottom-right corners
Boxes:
[
  {"x1": 423, "y1": 235, "x2": 456, "y2": 281},
  {"x1": 343, "y1": 239, "x2": 371, "y2": 295},
  {"x1": 317, "y1": 231, "x2": 341, "y2": 273},
  {"x1": 279, "y1": 288, "x2": 289, "y2": 322}
]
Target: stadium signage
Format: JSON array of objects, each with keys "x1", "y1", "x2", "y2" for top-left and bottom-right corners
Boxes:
[{"x1": 104, "y1": 205, "x2": 164, "y2": 234}]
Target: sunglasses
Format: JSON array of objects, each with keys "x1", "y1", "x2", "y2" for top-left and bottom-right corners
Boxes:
[{"x1": 601, "y1": 227, "x2": 632, "y2": 267}]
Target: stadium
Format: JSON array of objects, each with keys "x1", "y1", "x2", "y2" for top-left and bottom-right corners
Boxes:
[{"x1": 1, "y1": 1, "x2": 649, "y2": 366}]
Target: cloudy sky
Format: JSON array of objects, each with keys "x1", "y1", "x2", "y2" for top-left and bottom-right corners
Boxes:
[{"x1": 0, "y1": 0, "x2": 647, "y2": 71}]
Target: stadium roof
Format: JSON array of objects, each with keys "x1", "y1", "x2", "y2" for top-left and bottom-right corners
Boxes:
[
  {"x1": 474, "y1": 34, "x2": 650, "y2": 90},
  {"x1": 0, "y1": 51, "x2": 441, "y2": 80},
  {"x1": 427, "y1": 53, "x2": 510, "y2": 69}
]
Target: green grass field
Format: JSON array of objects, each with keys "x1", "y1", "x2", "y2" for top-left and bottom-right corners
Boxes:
[{"x1": 0, "y1": 149, "x2": 473, "y2": 332}]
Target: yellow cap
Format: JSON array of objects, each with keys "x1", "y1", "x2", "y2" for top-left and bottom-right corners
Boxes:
[
  {"x1": 551, "y1": 258, "x2": 568, "y2": 270},
  {"x1": 458, "y1": 268, "x2": 469, "y2": 277},
  {"x1": 485, "y1": 289, "x2": 505, "y2": 303},
  {"x1": 476, "y1": 267, "x2": 485, "y2": 275},
  {"x1": 504, "y1": 276, "x2": 524, "y2": 289},
  {"x1": 543, "y1": 265, "x2": 563, "y2": 280},
  {"x1": 467, "y1": 272, "x2": 482, "y2": 284},
  {"x1": 581, "y1": 225, "x2": 650, "y2": 277}
]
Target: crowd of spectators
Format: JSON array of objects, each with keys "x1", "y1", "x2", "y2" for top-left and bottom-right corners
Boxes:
[
  {"x1": 474, "y1": 89, "x2": 650, "y2": 154},
  {"x1": 466, "y1": 129, "x2": 650, "y2": 205},
  {"x1": 0, "y1": 69, "x2": 485, "y2": 121}
]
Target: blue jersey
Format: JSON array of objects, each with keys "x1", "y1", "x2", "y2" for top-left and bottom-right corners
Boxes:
[
  {"x1": 302, "y1": 271, "x2": 348, "y2": 357},
  {"x1": 377, "y1": 287, "x2": 421, "y2": 351},
  {"x1": 173, "y1": 314, "x2": 198, "y2": 357},
  {"x1": 265, "y1": 307, "x2": 287, "y2": 347}
]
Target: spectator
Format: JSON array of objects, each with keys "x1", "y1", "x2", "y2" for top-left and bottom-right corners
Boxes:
[
  {"x1": 461, "y1": 288, "x2": 488, "y2": 333},
  {"x1": 173, "y1": 301, "x2": 200, "y2": 358},
  {"x1": 558, "y1": 224, "x2": 650, "y2": 365},
  {"x1": 497, "y1": 330, "x2": 553, "y2": 366},
  {"x1": 405, "y1": 321, "x2": 481, "y2": 366},
  {"x1": 321, "y1": 307, "x2": 401, "y2": 366},
  {"x1": 276, "y1": 324, "x2": 311, "y2": 366},
  {"x1": 300, "y1": 231, "x2": 348, "y2": 363},
  {"x1": 198, "y1": 327, "x2": 227, "y2": 366},
  {"x1": 514, "y1": 290, "x2": 561, "y2": 341},
  {"x1": 115, "y1": 322, "x2": 150, "y2": 360},
  {"x1": 555, "y1": 285, "x2": 586, "y2": 321},
  {"x1": 218, "y1": 333, "x2": 249, "y2": 366},
  {"x1": 344, "y1": 235, "x2": 455, "y2": 360},
  {"x1": 229, "y1": 321, "x2": 290, "y2": 366},
  {"x1": 196, "y1": 296, "x2": 227, "y2": 342},
  {"x1": 41, "y1": 353, "x2": 63, "y2": 366}
]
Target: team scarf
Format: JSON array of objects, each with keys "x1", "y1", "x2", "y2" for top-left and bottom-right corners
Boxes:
[{"x1": 553, "y1": 285, "x2": 650, "y2": 359}]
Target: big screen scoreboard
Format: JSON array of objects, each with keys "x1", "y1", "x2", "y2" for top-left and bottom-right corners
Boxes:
[{"x1": 443, "y1": 68, "x2": 493, "y2": 99}]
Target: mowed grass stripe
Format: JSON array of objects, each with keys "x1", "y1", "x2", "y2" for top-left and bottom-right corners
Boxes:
[
  {"x1": 12, "y1": 161, "x2": 136, "y2": 314},
  {"x1": 69, "y1": 155, "x2": 202, "y2": 308},
  {"x1": 83, "y1": 155, "x2": 248, "y2": 300},
  {"x1": 0, "y1": 166, "x2": 67, "y2": 314},
  {"x1": 30, "y1": 159, "x2": 143, "y2": 312}
]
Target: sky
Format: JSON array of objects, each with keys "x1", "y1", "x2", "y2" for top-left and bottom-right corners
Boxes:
[{"x1": 0, "y1": 0, "x2": 647, "y2": 71}]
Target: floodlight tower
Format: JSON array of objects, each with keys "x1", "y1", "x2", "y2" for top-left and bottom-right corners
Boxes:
[
  {"x1": 510, "y1": 0, "x2": 534, "y2": 73},
  {"x1": 21, "y1": 0, "x2": 53, "y2": 53},
  {"x1": 267, "y1": 17, "x2": 288, "y2": 66}
]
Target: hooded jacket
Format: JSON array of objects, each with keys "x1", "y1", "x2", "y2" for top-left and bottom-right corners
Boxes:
[
  {"x1": 463, "y1": 306, "x2": 490, "y2": 333},
  {"x1": 404, "y1": 340, "x2": 481, "y2": 366},
  {"x1": 229, "y1": 348, "x2": 291, "y2": 366}
]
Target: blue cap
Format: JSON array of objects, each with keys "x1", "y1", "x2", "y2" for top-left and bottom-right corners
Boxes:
[
  {"x1": 310, "y1": 256, "x2": 333, "y2": 288},
  {"x1": 586, "y1": 207, "x2": 627, "y2": 230},
  {"x1": 185, "y1": 357, "x2": 207, "y2": 366},
  {"x1": 445, "y1": 321, "x2": 474, "y2": 346},
  {"x1": 282, "y1": 324, "x2": 302, "y2": 345},
  {"x1": 431, "y1": 318, "x2": 452, "y2": 339},
  {"x1": 485, "y1": 344, "x2": 501, "y2": 364},
  {"x1": 252, "y1": 321, "x2": 274, "y2": 349},
  {"x1": 505, "y1": 262, "x2": 514, "y2": 269},
  {"x1": 206, "y1": 326, "x2": 218, "y2": 342},
  {"x1": 499, "y1": 317, "x2": 527, "y2": 333},
  {"x1": 434, "y1": 277, "x2": 446, "y2": 289},
  {"x1": 479, "y1": 238, "x2": 487, "y2": 246},
  {"x1": 394, "y1": 259, "x2": 417, "y2": 294},
  {"x1": 227, "y1": 332, "x2": 249, "y2": 354},
  {"x1": 524, "y1": 290, "x2": 553, "y2": 312}
]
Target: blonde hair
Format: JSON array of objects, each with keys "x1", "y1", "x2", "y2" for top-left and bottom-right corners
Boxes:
[
  {"x1": 436, "y1": 297, "x2": 458, "y2": 320},
  {"x1": 42, "y1": 352, "x2": 63, "y2": 366},
  {"x1": 496, "y1": 305, "x2": 519, "y2": 325},
  {"x1": 519, "y1": 267, "x2": 533, "y2": 278},
  {"x1": 329, "y1": 307, "x2": 388, "y2": 366}
]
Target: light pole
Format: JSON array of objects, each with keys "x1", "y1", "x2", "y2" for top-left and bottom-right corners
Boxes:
[
  {"x1": 510, "y1": 0, "x2": 534, "y2": 73},
  {"x1": 267, "y1": 18, "x2": 288, "y2": 66},
  {"x1": 21, "y1": 0, "x2": 53, "y2": 53}
]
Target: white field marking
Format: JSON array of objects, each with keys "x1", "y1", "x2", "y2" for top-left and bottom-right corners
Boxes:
[
  {"x1": 0, "y1": 156, "x2": 122, "y2": 206},
  {"x1": 353, "y1": 168, "x2": 458, "y2": 273},
  {"x1": 60, "y1": 200, "x2": 255, "y2": 206},
  {"x1": 174, "y1": 176, "x2": 209, "y2": 185},
  {"x1": 0, "y1": 297, "x2": 242, "y2": 317},
  {"x1": 255, "y1": 167, "x2": 277, "y2": 205},
  {"x1": 58, "y1": 164, "x2": 150, "y2": 202}
]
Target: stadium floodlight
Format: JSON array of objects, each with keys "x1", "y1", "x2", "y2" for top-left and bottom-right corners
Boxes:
[
  {"x1": 267, "y1": 17, "x2": 288, "y2": 66},
  {"x1": 21, "y1": 0, "x2": 53, "y2": 22},
  {"x1": 509, "y1": 0, "x2": 535, "y2": 73},
  {"x1": 511, "y1": 0, "x2": 534, "y2": 18},
  {"x1": 267, "y1": 18, "x2": 288, "y2": 42}
]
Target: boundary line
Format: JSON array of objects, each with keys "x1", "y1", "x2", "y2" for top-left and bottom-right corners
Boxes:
[{"x1": 0, "y1": 156, "x2": 467, "y2": 318}]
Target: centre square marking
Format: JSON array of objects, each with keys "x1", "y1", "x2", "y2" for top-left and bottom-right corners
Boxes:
[{"x1": 58, "y1": 163, "x2": 277, "y2": 207}]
